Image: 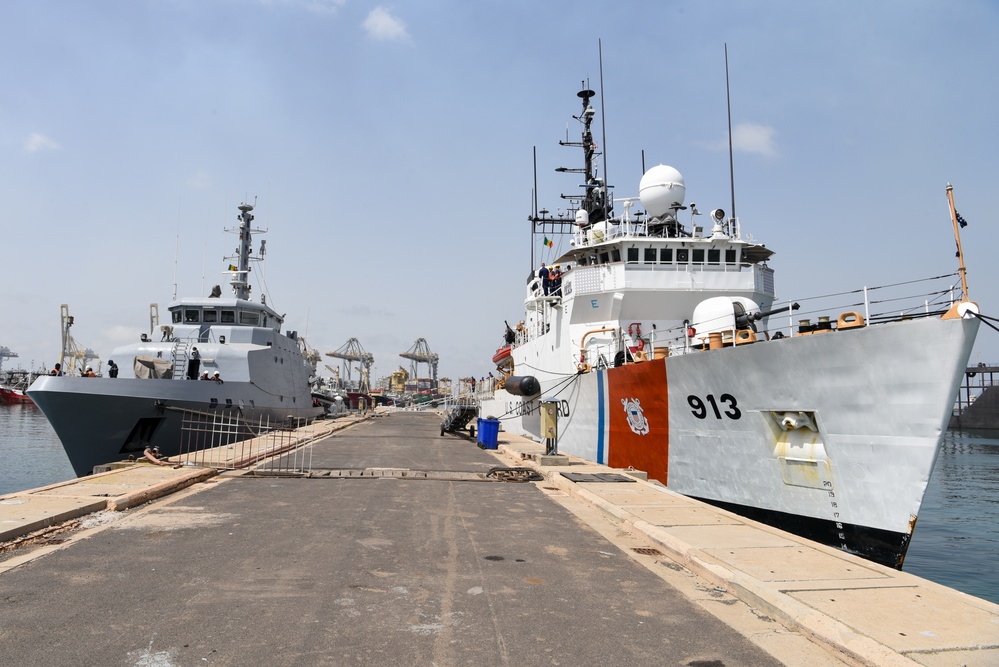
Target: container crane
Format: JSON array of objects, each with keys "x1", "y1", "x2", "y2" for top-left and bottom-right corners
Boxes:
[
  {"x1": 59, "y1": 304, "x2": 100, "y2": 376},
  {"x1": 400, "y1": 338, "x2": 439, "y2": 390},
  {"x1": 0, "y1": 346, "x2": 18, "y2": 374},
  {"x1": 325, "y1": 337, "x2": 374, "y2": 394}
]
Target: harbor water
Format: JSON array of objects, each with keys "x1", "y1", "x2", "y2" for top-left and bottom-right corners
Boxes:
[{"x1": 1, "y1": 403, "x2": 997, "y2": 605}]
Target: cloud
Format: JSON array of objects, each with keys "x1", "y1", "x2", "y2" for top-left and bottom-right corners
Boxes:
[
  {"x1": 731, "y1": 122, "x2": 777, "y2": 157},
  {"x1": 699, "y1": 122, "x2": 777, "y2": 157},
  {"x1": 24, "y1": 133, "x2": 60, "y2": 153},
  {"x1": 362, "y1": 7, "x2": 409, "y2": 42}
]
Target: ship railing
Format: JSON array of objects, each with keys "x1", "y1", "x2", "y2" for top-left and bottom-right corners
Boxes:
[
  {"x1": 174, "y1": 408, "x2": 321, "y2": 475},
  {"x1": 764, "y1": 272, "x2": 964, "y2": 339}
]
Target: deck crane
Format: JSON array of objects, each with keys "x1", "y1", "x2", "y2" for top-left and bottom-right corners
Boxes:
[
  {"x1": 325, "y1": 338, "x2": 374, "y2": 394},
  {"x1": 399, "y1": 338, "x2": 439, "y2": 388}
]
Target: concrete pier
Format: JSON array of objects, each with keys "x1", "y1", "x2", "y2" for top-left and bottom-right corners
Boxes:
[{"x1": 1, "y1": 410, "x2": 996, "y2": 666}]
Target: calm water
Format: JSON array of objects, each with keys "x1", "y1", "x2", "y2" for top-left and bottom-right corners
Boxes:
[{"x1": 1, "y1": 405, "x2": 997, "y2": 604}]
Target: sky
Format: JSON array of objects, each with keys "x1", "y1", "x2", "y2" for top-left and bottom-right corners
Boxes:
[{"x1": 2, "y1": 0, "x2": 998, "y2": 384}]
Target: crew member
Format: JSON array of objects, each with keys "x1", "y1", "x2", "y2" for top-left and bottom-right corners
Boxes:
[
  {"x1": 107, "y1": 360, "x2": 118, "y2": 378},
  {"x1": 538, "y1": 262, "x2": 551, "y2": 295},
  {"x1": 187, "y1": 347, "x2": 201, "y2": 380}
]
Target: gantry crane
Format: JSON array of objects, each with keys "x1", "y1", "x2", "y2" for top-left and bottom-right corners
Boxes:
[
  {"x1": 0, "y1": 346, "x2": 18, "y2": 374},
  {"x1": 325, "y1": 338, "x2": 374, "y2": 394},
  {"x1": 59, "y1": 304, "x2": 100, "y2": 376},
  {"x1": 400, "y1": 338, "x2": 438, "y2": 387}
]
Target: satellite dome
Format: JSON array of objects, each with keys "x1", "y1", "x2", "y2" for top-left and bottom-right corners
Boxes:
[{"x1": 639, "y1": 164, "x2": 686, "y2": 218}]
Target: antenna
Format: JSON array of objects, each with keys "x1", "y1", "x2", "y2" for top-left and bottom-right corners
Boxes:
[
  {"x1": 598, "y1": 38, "x2": 610, "y2": 223},
  {"x1": 201, "y1": 203, "x2": 211, "y2": 295},
  {"x1": 725, "y1": 43, "x2": 737, "y2": 222},
  {"x1": 532, "y1": 146, "x2": 538, "y2": 272},
  {"x1": 173, "y1": 198, "x2": 181, "y2": 301}
]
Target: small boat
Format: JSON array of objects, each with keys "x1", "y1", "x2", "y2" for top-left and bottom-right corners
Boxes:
[
  {"x1": 0, "y1": 385, "x2": 33, "y2": 405},
  {"x1": 491, "y1": 346, "x2": 512, "y2": 368},
  {"x1": 0, "y1": 368, "x2": 37, "y2": 405}
]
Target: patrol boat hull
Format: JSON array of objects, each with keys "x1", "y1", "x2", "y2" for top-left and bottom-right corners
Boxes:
[
  {"x1": 30, "y1": 376, "x2": 319, "y2": 477},
  {"x1": 480, "y1": 315, "x2": 977, "y2": 568}
]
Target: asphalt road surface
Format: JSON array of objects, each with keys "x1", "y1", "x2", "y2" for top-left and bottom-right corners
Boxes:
[{"x1": 0, "y1": 411, "x2": 786, "y2": 666}]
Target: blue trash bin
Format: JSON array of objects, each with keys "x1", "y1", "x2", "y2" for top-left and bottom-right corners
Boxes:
[{"x1": 478, "y1": 417, "x2": 500, "y2": 450}]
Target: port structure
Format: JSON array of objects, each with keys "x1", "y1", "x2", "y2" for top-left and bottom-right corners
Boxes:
[
  {"x1": 325, "y1": 338, "x2": 374, "y2": 395},
  {"x1": 400, "y1": 338, "x2": 439, "y2": 387},
  {"x1": 59, "y1": 304, "x2": 100, "y2": 376},
  {"x1": 0, "y1": 346, "x2": 18, "y2": 374}
]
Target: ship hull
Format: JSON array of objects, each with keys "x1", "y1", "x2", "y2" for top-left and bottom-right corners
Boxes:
[
  {"x1": 28, "y1": 376, "x2": 322, "y2": 477},
  {"x1": 480, "y1": 315, "x2": 979, "y2": 568}
]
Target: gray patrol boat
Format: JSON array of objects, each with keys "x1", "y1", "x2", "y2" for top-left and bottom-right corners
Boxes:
[{"x1": 30, "y1": 202, "x2": 323, "y2": 476}]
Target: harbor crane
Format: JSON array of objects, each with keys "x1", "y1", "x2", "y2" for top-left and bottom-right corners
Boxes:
[
  {"x1": 325, "y1": 338, "x2": 374, "y2": 394},
  {"x1": 59, "y1": 304, "x2": 100, "y2": 376},
  {"x1": 0, "y1": 346, "x2": 18, "y2": 374},
  {"x1": 400, "y1": 338, "x2": 439, "y2": 385}
]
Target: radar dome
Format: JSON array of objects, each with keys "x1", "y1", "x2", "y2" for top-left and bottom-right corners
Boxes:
[{"x1": 639, "y1": 165, "x2": 685, "y2": 218}]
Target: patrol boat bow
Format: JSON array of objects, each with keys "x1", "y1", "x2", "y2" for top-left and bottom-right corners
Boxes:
[
  {"x1": 30, "y1": 202, "x2": 323, "y2": 476},
  {"x1": 478, "y1": 84, "x2": 980, "y2": 568}
]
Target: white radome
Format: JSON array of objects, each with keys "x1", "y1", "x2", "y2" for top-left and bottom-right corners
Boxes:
[{"x1": 639, "y1": 164, "x2": 686, "y2": 218}]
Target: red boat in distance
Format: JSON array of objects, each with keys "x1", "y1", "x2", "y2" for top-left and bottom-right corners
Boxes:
[{"x1": 0, "y1": 385, "x2": 34, "y2": 405}]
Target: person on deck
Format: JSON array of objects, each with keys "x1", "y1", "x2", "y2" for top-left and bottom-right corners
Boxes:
[
  {"x1": 212, "y1": 371, "x2": 223, "y2": 384},
  {"x1": 50, "y1": 363, "x2": 63, "y2": 376},
  {"x1": 187, "y1": 347, "x2": 201, "y2": 380},
  {"x1": 107, "y1": 360, "x2": 118, "y2": 378},
  {"x1": 538, "y1": 262, "x2": 551, "y2": 295},
  {"x1": 550, "y1": 264, "x2": 562, "y2": 296}
]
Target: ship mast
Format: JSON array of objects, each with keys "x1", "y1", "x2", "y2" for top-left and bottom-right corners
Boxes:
[{"x1": 227, "y1": 202, "x2": 265, "y2": 301}]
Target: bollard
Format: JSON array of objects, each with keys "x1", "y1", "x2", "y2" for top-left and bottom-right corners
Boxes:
[{"x1": 541, "y1": 400, "x2": 558, "y2": 455}]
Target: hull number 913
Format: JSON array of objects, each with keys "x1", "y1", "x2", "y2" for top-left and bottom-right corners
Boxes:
[{"x1": 687, "y1": 394, "x2": 741, "y2": 420}]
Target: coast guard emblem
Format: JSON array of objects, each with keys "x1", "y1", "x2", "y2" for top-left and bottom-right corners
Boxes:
[{"x1": 621, "y1": 398, "x2": 650, "y2": 436}]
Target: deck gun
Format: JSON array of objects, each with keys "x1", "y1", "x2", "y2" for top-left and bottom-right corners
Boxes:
[{"x1": 736, "y1": 302, "x2": 800, "y2": 332}]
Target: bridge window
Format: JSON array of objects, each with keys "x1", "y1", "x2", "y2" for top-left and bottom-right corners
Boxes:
[
  {"x1": 726, "y1": 249, "x2": 737, "y2": 264},
  {"x1": 240, "y1": 311, "x2": 260, "y2": 326},
  {"x1": 172, "y1": 310, "x2": 182, "y2": 324},
  {"x1": 692, "y1": 249, "x2": 705, "y2": 263},
  {"x1": 184, "y1": 309, "x2": 200, "y2": 323},
  {"x1": 627, "y1": 247, "x2": 639, "y2": 263},
  {"x1": 708, "y1": 249, "x2": 720, "y2": 265},
  {"x1": 644, "y1": 248, "x2": 657, "y2": 263},
  {"x1": 203, "y1": 310, "x2": 217, "y2": 323},
  {"x1": 611, "y1": 249, "x2": 621, "y2": 262},
  {"x1": 660, "y1": 248, "x2": 673, "y2": 263},
  {"x1": 221, "y1": 311, "x2": 235, "y2": 323}
]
